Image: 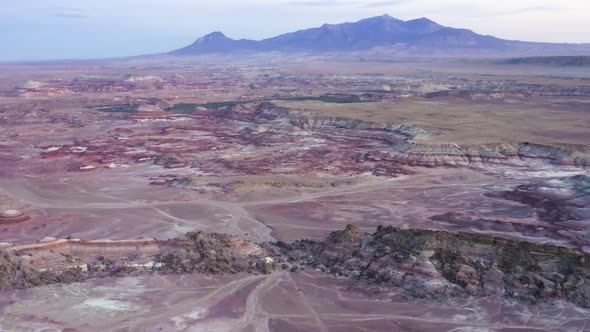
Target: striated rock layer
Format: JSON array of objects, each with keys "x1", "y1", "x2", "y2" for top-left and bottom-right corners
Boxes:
[
  {"x1": 0, "y1": 210, "x2": 30, "y2": 224},
  {"x1": 2, "y1": 225, "x2": 590, "y2": 309},
  {"x1": 193, "y1": 102, "x2": 590, "y2": 170},
  {"x1": 490, "y1": 174, "x2": 590, "y2": 222},
  {"x1": 368, "y1": 142, "x2": 590, "y2": 168},
  {"x1": 273, "y1": 225, "x2": 590, "y2": 308},
  {"x1": 0, "y1": 232, "x2": 272, "y2": 291},
  {"x1": 32, "y1": 101, "x2": 590, "y2": 183}
]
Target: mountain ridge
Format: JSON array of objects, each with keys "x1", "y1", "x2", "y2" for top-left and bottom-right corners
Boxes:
[{"x1": 171, "y1": 15, "x2": 590, "y2": 56}]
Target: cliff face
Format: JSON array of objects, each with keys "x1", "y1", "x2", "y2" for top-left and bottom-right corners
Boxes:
[
  {"x1": 4, "y1": 238, "x2": 187, "y2": 269},
  {"x1": 367, "y1": 142, "x2": 590, "y2": 169},
  {"x1": 194, "y1": 101, "x2": 432, "y2": 140},
  {"x1": 273, "y1": 225, "x2": 590, "y2": 308},
  {"x1": 213, "y1": 103, "x2": 590, "y2": 169},
  {"x1": 197, "y1": 102, "x2": 589, "y2": 170},
  {"x1": 2, "y1": 225, "x2": 590, "y2": 308},
  {"x1": 0, "y1": 250, "x2": 47, "y2": 290},
  {"x1": 0, "y1": 232, "x2": 273, "y2": 291}
]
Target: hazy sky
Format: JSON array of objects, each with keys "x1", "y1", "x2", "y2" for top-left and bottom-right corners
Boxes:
[{"x1": 1, "y1": 0, "x2": 589, "y2": 61}]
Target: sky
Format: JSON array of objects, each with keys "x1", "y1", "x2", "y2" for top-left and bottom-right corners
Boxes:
[{"x1": 1, "y1": 0, "x2": 589, "y2": 61}]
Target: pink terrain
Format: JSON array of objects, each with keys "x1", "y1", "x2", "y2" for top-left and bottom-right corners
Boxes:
[{"x1": 0, "y1": 56, "x2": 588, "y2": 331}]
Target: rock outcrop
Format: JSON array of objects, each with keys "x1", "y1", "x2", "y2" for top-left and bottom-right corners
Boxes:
[
  {"x1": 272, "y1": 225, "x2": 590, "y2": 307},
  {"x1": 490, "y1": 175, "x2": 590, "y2": 222},
  {"x1": 0, "y1": 232, "x2": 274, "y2": 291},
  {"x1": 194, "y1": 102, "x2": 589, "y2": 170},
  {"x1": 0, "y1": 210, "x2": 30, "y2": 224},
  {"x1": 367, "y1": 142, "x2": 590, "y2": 168},
  {"x1": 2, "y1": 226, "x2": 590, "y2": 308},
  {"x1": 426, "y1": 89, "x2": 532, "y2": 102}
]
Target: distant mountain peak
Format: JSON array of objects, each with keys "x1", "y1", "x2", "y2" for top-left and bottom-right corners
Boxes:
[
  {"x1": 409, "y1": 17, "x2": 435, "y2": 23},
  {"x1": 359, "y1": 14, "x2": 402, "y2": 23},
  {"x1": 196, "y1": 31, "x2": 230, "y2": 42},
  {"x1": 205, "y1": 31, "x2": 226, "y2": 38},
  {"x1": 172, "y1": 31, "x2": 245, "y2": 54},
  {"x1": 170, "y1": 15, "x2": 590, "y2": 56},
  {"x1": 404, "y1": 17, "x2": 444, "y2": 33},
  {"x1": 407, "y1": 17, "x2": 441, "y2": 26}
]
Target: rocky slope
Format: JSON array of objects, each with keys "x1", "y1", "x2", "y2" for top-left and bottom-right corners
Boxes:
[
  {"x1": 0, "y1": 232, "x2": 273, "y2": 291},
  {"x1": 272, "y1": 225, "x2": 590, "y2": 308},
  {"x1": 368, "y1": 142, "x2": 590, "y2": 169},
  {"x1": 2, "y1": 226, "x2": 590, "y2": 308},
  {"x1": 30, "y1": 101, "x2": 589, "y2": 186},
  {"x1": 205, "y1": 103, "x2": 590, "y2": 169},
  {"x1": 199, "y1": 102, "x2": 590, "y2": 170},
  {"x1": 491, "y1": 175, "x2": 590, "y2": 222}
]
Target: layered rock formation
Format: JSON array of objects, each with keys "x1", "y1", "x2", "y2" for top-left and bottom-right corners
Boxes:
[
  {"x1": 2, "y1": 226, "x2": 590, "y2": 309},
  {"x1": 272, "y1": 225, "x2": 590, "y2": 308},
  {"x1": 368, "y1": 142, "x2": 590, "y2": 168},
  {"x1": 425, "y1": 89, "x2": 531, "y2": 102},
  {"x1": 35, "y1": 101, "x2": 589, "y2": 181},
  {"x1": 0, "y1": 232, "x2": 273, "y2": 291},
  {"x1": 0, "y1": 210, "x2": 30, "y2": 224},
  {"x1": 190, "y1": 102, "x2": 590, "y2": 170},
  {"x1": 491, "y1": 175, "x2": 590, "y2": 222},
  {"x1": 128, "y1": 104, "x2": 187, "y2": 122}
]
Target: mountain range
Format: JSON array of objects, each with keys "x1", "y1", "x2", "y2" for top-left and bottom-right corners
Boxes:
[{"x1": 171, "y1": 14, "x2": 590, "y2": 56}]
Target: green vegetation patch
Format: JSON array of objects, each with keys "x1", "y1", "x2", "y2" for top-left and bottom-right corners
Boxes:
[
  {"x1": 165, "y1": 101, "x2": 252, "y2": 114},
  {"x1": 165, "y1": 103, "x2": 199, "y2": 114},
  {"x1": 89, "y1": 105, "x2": 138, "y2": 113},
  {"x1": 503, "y1": 56, "x2": 590, "y2": 67}
]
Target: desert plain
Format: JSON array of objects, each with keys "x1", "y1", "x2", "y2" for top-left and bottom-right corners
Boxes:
[{"x1": 0, "y1": 55, "x2": 588, "y2": 331}]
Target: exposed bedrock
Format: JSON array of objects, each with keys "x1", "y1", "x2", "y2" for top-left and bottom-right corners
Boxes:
[
  {"x1": 197, "y1": 102, "x2": 589, "y2": 170},
  {"x1": 366, "y1": 142, "x2": 590, "y2": 169},
  {"x1": 33, "y1": 101, "x2": 589, "y2": 180},
  {"x1": 490, "y1": 175, "x2": 590, "y2": 222},
  {"x1": 193, "y1": 101, "x2": 433, "y2": 141},
  {"x1": 425, "y1": 86, "x2": 590, "y2": 99},
  {"x1": 289, "y1": 116, "x2": 431, "y2": 141},
  {"x1": 3, "y1": 225, "x2": 590, "y2": 308},
  {"x1": 429, "y1": 212, "x2": 577, "y2": 245},
  {"x1": 425, "y1": 89, "x2": 532, "y2": 102},
  {"x1": 0, "y1": 210, "x2": 30, "y2": 224},
  {"x1": 0, "y1": 232, "x2": 273, "y2": 291},
  {"x1": 273, "y1": 225, "x2": 590, "y2": 308},
  {"x1": 2, "y1": 238, "x2": 188, "y2": 268}
]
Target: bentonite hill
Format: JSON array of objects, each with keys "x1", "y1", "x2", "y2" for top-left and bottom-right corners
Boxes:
[{"x1": 0, "y1": 10, "x2": 589, "y2": 332}]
